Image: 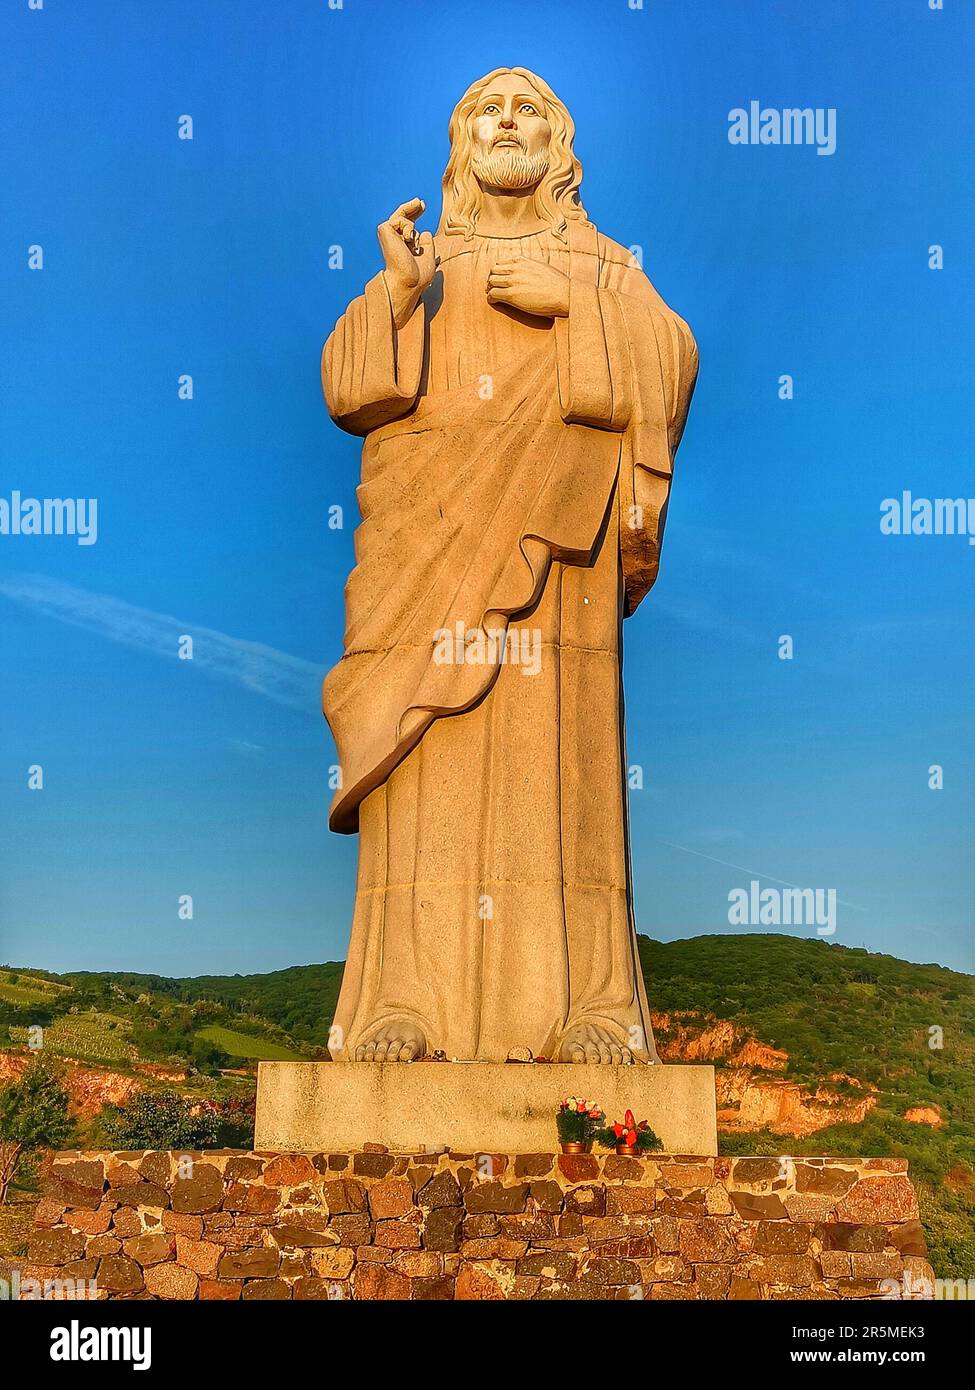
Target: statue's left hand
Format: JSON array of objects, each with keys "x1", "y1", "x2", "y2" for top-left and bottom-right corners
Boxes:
[{"x1": 486, "y1": 257, "x2": 570, "y2": 318}]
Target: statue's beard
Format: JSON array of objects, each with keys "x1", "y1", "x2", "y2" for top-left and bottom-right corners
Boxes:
[{"x1": 471, "y1": 146, "x2": 550, "y2": 192}]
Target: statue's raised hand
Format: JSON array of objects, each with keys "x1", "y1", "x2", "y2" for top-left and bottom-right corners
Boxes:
[
  {"x1": 486, "y1": 257, "x2": 570, "y2": 319},
  {"x1": 378, "y1": 198, "x2": 436, "y2": 328}
]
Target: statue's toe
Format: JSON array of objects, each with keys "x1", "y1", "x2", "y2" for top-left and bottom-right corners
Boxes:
[
  {"x1": 352, "y1": 1020, "x2": 426, "y2": 1062},
  {"x1": 560, "y1": 1023, "x2": 636, "y2": 1065}
]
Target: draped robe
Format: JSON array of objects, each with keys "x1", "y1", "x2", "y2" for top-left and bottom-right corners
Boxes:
[{"x1": 321, "y1": 220, "x2": 697, "y2": 1062}]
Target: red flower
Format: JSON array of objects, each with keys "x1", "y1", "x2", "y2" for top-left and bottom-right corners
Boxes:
[
  {"x1": 612, "y1": 1122, "x2": 624, "y2": 1139},
  {"x1": 624, "y1": 1109, "x2": 635, "y2": 1131},
  {"x1": 625, "y1": 1128, "x2": 638, "y2": 1148}
]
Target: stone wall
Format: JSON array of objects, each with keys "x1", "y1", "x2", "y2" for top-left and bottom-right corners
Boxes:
[{"x1": 22, "y1": 1149, "x2": 933, "y2": 1300}]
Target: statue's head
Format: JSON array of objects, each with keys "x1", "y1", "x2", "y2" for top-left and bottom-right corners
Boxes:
[{"x1": 439, "y1": 67, "x2": 588, "y2": 241}]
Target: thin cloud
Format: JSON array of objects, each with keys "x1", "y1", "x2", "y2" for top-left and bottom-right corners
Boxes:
[
  {"x1": 661, "y1": 839, "x2": 869, "y2": 914},
  {"x1": 0, "y1": 572, "x2": 322, "y2": 715}
]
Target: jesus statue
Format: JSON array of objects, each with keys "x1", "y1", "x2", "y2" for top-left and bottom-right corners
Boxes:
[{"x1": 321, "y1": 68, "x2": 697, "y2": 1066}]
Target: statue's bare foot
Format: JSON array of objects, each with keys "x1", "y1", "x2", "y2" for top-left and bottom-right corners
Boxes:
[
  {"x1": 559, "y1": 1022, "x2": 633, "y2": 1065},
  {"x1": 353, "y1": 1020, "x2": 426, "y2": 1062}
]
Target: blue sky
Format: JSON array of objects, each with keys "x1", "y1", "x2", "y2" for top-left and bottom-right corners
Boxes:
[{"x1": 1, "y1": 0, "x2": 972, "y2": 978}]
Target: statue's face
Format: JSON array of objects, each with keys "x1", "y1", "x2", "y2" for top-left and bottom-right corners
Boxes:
[{"x1": 470, "y1": 72, "x2": 552, "y2": 193}]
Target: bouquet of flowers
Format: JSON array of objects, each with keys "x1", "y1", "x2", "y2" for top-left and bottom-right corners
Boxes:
[
  {"x1": 556, "y1": 1096, "x2": 604, "y2": 1150},
  {"x1": 595, "y1": 1108, "x2": 663, "y2": 1154}
]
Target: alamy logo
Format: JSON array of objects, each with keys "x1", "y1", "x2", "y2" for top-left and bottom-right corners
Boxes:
[
  {"x1": 880, "y1": 492, "x2": 975, "y2": 544},
  {"x1": 50, "y1": 1320, "x2": 151, "y2": 1370},
  {"x1": 1, "y1": 1269, "x2": 96, "y2": 1301},
  {"x1": 0, "y1": 491, "x2": 98, "y2": 546},
  {"x1": 433, "y1": 621, "x2": 541, "y2": 677},
  {"x1": 728, "y1": 101, "x2": 837, "y2": 156},
  {"x1": 880, "y1": 1270, "x2": 975, "y2": 1301},
  {"x1": 728, "y1": 879, "x2": 836, "y2": 936}
]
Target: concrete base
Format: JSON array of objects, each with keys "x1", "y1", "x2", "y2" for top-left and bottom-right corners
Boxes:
[{"x1": 254, "y1": 1061, "x2": 717, "y2": 1155}]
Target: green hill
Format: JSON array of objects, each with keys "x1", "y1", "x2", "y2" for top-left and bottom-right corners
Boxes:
[
  {"x1": 0, "y1": 963, "x2": 330, "y2": 1073},
  {"x1": 59, "y1": 962, "x2": 344, "y2": 1046},
  {"x1": 639, "y1": 933, "x2": 975, "y2": 1111},
  {"x1": 0, "y1": 969, "x2": 70, "y2": 1007},
  {"x1": 637, "y1": 934, "x2": 975, "y2": 1278}
]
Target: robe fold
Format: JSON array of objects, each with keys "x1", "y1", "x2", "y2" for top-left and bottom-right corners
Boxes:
[{"x1": 321, "y1": 220, "x2": 697, "y2": 1062}]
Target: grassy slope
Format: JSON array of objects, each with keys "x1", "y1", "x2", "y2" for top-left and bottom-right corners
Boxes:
[
  {"x1": 0, "y1": 972, "x2": 69, "y2": 1007},
  {"x1": 9, "y1": 1011, "x2": 136, "y2": 1064},
  {"x1": 195, "y1": 1025, "x2": 304, "y2": 1062}
]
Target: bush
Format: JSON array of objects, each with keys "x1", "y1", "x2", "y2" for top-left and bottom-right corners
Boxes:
[
  {"x1": 101, "y1": 1090, "x2": 218, "y2": 1149},
  {"x1": 0, "y1": 1052, "x2": 73, "y2": 1203},
  {"x1": 190, "y1": 1037, "x2": 232, "y2": 1075}
]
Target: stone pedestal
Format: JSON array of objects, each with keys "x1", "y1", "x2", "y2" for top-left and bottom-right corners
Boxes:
[
  {"x1": 254, "y1": 1061, "x2": 717, "y2": 1155},
  {"x1": 23, "y1": 1149, "x2": 934, "y2": 1300}
]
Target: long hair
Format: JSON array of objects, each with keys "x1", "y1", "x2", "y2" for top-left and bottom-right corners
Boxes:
[{"x1": 438, "y1": 68, "x2": 589, "y2": 242}]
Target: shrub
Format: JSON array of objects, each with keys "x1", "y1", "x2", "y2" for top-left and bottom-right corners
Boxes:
[
  {"x1": 101, "y1": 1090, "x2": 218, "y2": 1149},
  {"x1": 0, "y1": 1052, "x2": 73, "y2": 1203}
]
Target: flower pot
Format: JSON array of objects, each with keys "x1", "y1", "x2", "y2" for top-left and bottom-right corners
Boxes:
[
  {"x1": 614, "y1": 1144, "x2": 635, "y2": 1156},
  {"x1": 559, "y1": 1141, "x2": 592, "y2": 1155}
]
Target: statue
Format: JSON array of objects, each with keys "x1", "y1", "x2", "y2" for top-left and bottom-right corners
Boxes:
[{"x1": 321, "y1": 68, "x2": 697, "y2": 1066}]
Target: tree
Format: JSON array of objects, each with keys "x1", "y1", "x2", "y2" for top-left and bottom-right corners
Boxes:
[
  {"x1": 101, "y1": 1090, "x2": 218, "y2": 1149},
  {"x1": 190, "y1": 1037, "x2": 232, "y2": 1075},
  {"x1": 0, "y1": 1052, "x2": 73, "y2": 1204}
]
